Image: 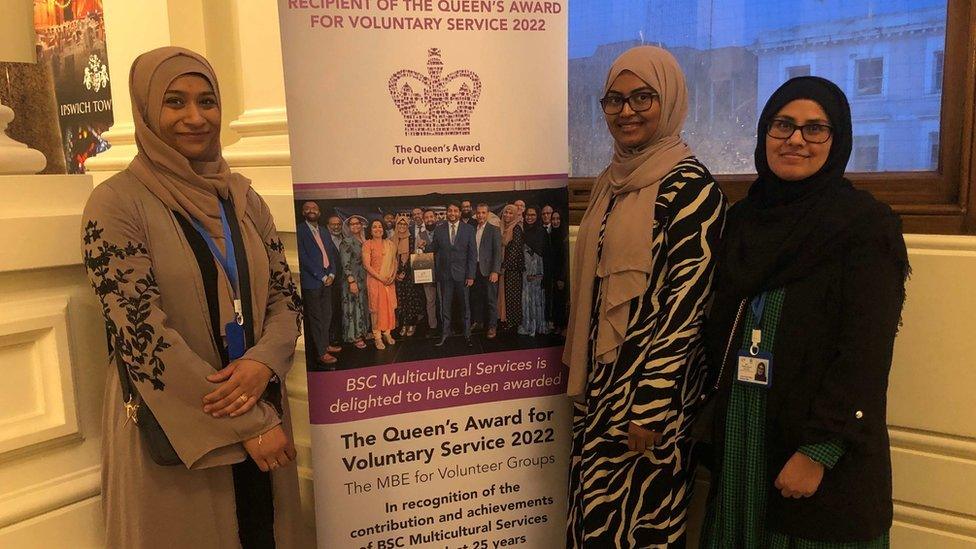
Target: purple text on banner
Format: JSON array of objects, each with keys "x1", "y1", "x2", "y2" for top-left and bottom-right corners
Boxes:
[{"x1": 308, "y1": 346, "x2": 566, "y2": 424}]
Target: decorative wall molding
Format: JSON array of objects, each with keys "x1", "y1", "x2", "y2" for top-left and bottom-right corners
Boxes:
[
  {"x1": 0, "y1": 465, "x2": 99, "y2": 529},
  {"x1": 83, "y1": 124, "x2": 137, "y2": 173},
  {"x1": 894, "y1": 500, "x2": 976, "y2": 538},
  {"x1": 889, "y1": 425, "x2": 976, "y2": 461},
  {"x1": 228, "y1": 107, "x2": 288, "y2": 138},
  {"x1": 0, "y1": 174, "x2": 93, "y2": 273},
  {"x1": 0, "y1": 295, "x2": 81, "y2": 460},
  {"x1": 903, "y1": 233, "x2": 976, "y2": 253}
]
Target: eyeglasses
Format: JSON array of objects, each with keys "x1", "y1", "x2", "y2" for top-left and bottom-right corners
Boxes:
[
  {"x1": 766, "y1": 118, "x2": 833, "y2": 144},
  {"x1": 600, "y1": 91, "x2": 659, "y2": 115}
]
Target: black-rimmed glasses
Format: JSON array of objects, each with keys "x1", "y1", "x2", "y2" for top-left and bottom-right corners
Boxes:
[
  {"x1": 767, "y1": 118, "x2": 833, "y2": 144},
  {"x1": 600, "y1": 91, "x2": 659, "y2": 115}
]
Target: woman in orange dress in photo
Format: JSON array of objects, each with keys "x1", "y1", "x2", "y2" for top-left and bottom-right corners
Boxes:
[{"x1": 363, "y1": 219, "x2": 398, "y2": 349}]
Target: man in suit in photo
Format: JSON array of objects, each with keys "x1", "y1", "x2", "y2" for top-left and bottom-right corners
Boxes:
[
  {"x1": 325, "y1": 214, "x2": 345, "y2": 348},
  {"x1": 419, "y1": 209, "x2": 439, "y2": 332},
  {"x1": 540, "y1": 204, "x2": 561, "y2": 331},
  {"x1": 298, "y1": 202, "x2": 343, "y2": 365},
  {"x1": 471, "y1": 203, "x2": 502, "y2": 338},
  {"x1": 424, "y1": 201, "x2": 477, "y2": 347}
]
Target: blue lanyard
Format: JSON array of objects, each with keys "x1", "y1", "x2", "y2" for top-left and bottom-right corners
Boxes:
[
  {"x1": 750, "y1": 292, "x2": 767, "y2": 329},
  {"x1": 190, "y1": 201, "x2": 241, "y2": 305}
]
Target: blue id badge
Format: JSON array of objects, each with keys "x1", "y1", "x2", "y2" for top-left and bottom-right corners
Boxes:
[
  {"x1": 226, "y1": 321, "x2": 246, "y2": 361},
  {"x1": 736, "y1": 350, "x2": 772, "y2": 387}
]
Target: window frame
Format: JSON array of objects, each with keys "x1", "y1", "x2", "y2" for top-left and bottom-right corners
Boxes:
[
  {"x1": 853, "y1": 134, "x2": 882, "y2": 172},
  {"x1": 568, "y1": 0, "x2": 976, "y2": 235},
  {"x1": 929, "y1": 48, "x2": 945, "y2": 95},
  {"x1": 786, "y1": 64, "x2": 812, "y2": 80},
  {"x1": 853, "y1": 57, "x2": 886, "y2": 98}
]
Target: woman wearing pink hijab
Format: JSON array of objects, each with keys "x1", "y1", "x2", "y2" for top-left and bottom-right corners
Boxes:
[
  {"x1": 81, "y1": 47, "x2": 308, "y2": 548},
  {"x1": 565, "y1": 46, "x2": 726, "y2": 547}
]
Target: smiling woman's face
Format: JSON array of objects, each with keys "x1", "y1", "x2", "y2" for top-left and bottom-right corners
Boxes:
[
  {"x1": 370, "y1": 220, "x2": 385, "y2": 238},
  {"x1": 502, "y1": 205, "x2": 516, "y2": 224},
  {"x1": 765, "y1": 99, "x2": 832, "y2": 181},
  {"x1": 348, "y1": 217, "x2": 363, "y2": 235},
  {"x1": 604, "y1": 70, "x2": 661, "y2": 150},
  {"x1": 158, "y1": 74, "x2": 220, "y2": 161}
]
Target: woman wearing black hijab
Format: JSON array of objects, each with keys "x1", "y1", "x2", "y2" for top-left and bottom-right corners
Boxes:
[
  {"x1": 519, "y1": 205, "x2": 549, "y2": 336},
  {"x1": 700, "y1": 77, "x2": 909, "y2": 547}
]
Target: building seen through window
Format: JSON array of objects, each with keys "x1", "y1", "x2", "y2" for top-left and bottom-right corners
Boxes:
[
  {"x1": 853, "y1": 134, "x2": 881, "y2": 172},
  {"x1": 787, "y1": 65, "x2": 811, "y2": 79},
  {"x1": 569, "y1": 0, "x2": 948, "y2": 176},
  {"x1": 855, "y1": 58, "x2": 885, "y2": 97},
  {"x1": 931, "y1": 50, "x2": 944, "y2": 93}
]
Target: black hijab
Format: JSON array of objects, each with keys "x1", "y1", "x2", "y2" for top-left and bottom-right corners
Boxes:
[
  {"x1": 717, "y1": 76, "x2": 907, "y2": 299},
  {"x1": 523, "y1": 206, "x2": 548, "y2": 256}
]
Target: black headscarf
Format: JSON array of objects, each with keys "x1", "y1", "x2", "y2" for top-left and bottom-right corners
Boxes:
[
  {"x1": 523, "y1": 206, "x2": 548, "y2": 256},
  {"x1": 717, "y1": 76, "x2": 908, "y2": 299}
]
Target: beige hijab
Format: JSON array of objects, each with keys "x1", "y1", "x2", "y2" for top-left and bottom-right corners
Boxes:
[
  {"x1": 127, "y1": 46, "x2": 250, "y2": 247},
  {"x1": 500, "y1": 204, "x2": 519, "y2": 246},
  {"x1": 564, "y1": 46, "x2": 693, "y2": 396},
  {"x1": 393, "y1": 218, "x2": 411, "y2": 259}
]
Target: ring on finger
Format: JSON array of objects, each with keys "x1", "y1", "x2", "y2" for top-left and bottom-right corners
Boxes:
[{"x1": 238, "y1": 394, "x2": 249, "y2": 403}]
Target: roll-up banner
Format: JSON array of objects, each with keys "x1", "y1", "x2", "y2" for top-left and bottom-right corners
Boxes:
[{"x1": 277, "y1": 1, "x2": 569, "y2": 547}]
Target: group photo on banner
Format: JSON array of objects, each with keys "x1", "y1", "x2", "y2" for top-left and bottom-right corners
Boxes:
[{"x1": 296, "y1": 188, "x2": 569, "y2": 371}]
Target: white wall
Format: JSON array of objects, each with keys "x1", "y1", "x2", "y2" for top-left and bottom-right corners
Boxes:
[{"x1": 0, "y1": 175, "x2": 107, "y2": 547}]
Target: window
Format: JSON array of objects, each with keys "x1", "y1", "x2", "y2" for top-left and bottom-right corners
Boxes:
[
  {"x1": 855, "y1": 58, "x2": 885, "y2": 97},
  {"x1": 569, "y1": 1, "x2": 976, "y2": 235},
  {"x1": 711, "y1": 80, "x2": 734, "y2": 123},
  {"x1": 931, "y1": 50, "x2": 944, "y2": 93},
  {"x1": 787, "y1": 65, "x2": 811, "y2": 79},
  {"x1": 569, "y1": 1, "x2": 945, "y2": 176},
  {"x1": 852, "y1": 135, "x2": 880, "y2": 172},
  {"x1": 929, "y1": 131, "x2": 941, "y2": 170}
]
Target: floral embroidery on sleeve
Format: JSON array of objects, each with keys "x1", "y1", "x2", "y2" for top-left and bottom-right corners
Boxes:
[
  {"x1": 83, "y1": 220, "x2": 170, "y2": 390},
  {"x1": 267, "y1": 236, "x2": 303, "y2": 330}
]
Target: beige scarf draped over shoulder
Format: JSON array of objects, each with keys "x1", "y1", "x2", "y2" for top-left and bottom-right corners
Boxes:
[{"x1": 564, "y1": 46, "x2": 694, "y2": 397}]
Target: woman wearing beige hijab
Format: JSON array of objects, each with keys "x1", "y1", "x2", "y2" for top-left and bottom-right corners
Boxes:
[
  {"x1": 393, "y1": 216, "x2": 424, "y2": 337},
  {"x1": 497, "y1": 203, "x2": 525, "y2": 332},
  {"x1": 81, "y1": 47, "x2": 308, "y2": 548},
  {"x1": 565, "y1": 46, "x2": 726, "y2": 547}
]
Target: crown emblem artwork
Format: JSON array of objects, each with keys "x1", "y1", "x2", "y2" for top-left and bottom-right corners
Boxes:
[{"x1": 389, "y1": 48, "x2": 481, "y2": 136}]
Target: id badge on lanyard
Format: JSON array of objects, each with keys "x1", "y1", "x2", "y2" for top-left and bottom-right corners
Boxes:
[
  {"x1": 191, "y1": 203, "x2": 246, "y2": 361},
  {"x1": 736, "y1": 292, "x2": 773, "y2": 388}
]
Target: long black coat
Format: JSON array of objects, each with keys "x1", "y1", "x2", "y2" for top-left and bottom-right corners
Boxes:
[{"x1": 703, "y1": 197, "x2": 906, "y2": 542}]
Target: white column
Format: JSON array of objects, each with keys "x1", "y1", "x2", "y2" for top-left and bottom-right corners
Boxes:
[
  {"x1": 221, "y1": 0, "x2": 290, "y2": 171},
  {"x1": 84, "y1": 0, "x2": 176, "y2": 177},
  {"x1": 84, "y1": 0, "x2": 208, "y2": 180}
]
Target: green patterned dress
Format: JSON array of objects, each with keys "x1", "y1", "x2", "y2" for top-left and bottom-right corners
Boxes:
[{"x1": 701, "y1": 288, "x2": 889, "y2": 549}]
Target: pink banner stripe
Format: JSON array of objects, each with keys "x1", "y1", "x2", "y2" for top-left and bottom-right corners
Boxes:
[
  {"x1": 294, "y1": 173, "x2": 569, "y2": 190},
  {"x1": 308, "y1": 347, "x2": 567, "y2": 424}
]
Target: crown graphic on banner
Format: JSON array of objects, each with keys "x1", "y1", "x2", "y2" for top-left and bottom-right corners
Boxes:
[{"x1": 388, "y1": 48, "x2": 482, "y2": 136}]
